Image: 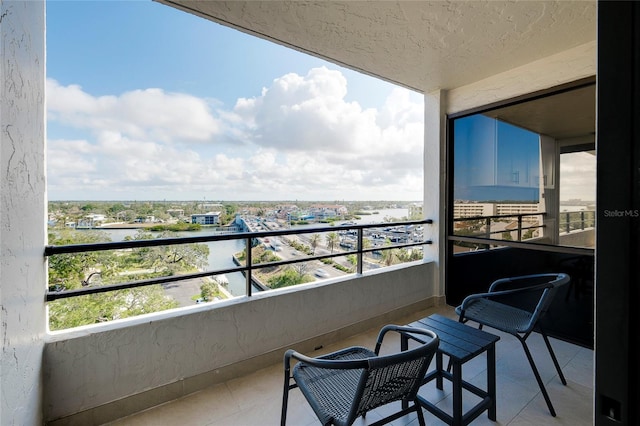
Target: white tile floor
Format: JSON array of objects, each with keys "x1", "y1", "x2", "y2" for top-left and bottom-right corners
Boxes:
[{"x1": 107, "y1": 306, "x2": 594, "y2": 426}]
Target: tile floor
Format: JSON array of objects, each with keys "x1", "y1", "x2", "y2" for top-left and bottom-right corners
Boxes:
[{"x1": 107, "y1": 305, "x2": 594, "y2": 426}]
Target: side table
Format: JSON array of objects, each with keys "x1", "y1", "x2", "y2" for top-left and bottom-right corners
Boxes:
[{"x1": 402, "y1": 313, "x2": 500, "y2": 426}]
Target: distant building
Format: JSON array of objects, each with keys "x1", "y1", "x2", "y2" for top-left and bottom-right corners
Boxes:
[
  {"x1": 275, "y1": 205, "x2": 298, "y2": 220},
  {"x1": 454, "y1": 202, "x2": 541, "y2": 223},
  {"x1": 191, "y1": 211, "x2": 221, "y2": 225},
  {"x1": 453, "y1": 202, "x2": 495, "y2": 218},
  {"x1": 309, "y1": 204, "x2": 348, "y2": 219},
  {"x1": 78, "y1": 213, "x2": 106, "y2": 228}
]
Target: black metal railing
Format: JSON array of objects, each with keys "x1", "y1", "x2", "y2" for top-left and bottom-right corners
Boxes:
[
  {"x1": 45, "y1": 219, "x2": 432, "y2": 302},
  {"x1": 559, "y1": 210, "x2": 595, "y2": 234},
  {"x1": 450, "y1": 210, "x2": 595, "y2": 255},
  {"x1": 452, "y1": 212, "x2": 545, "y2": 242}
]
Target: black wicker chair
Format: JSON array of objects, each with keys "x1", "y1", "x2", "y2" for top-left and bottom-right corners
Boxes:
[
  {"x1": 455, "y1": 272, "x2": 570, "y2": 417},
  {"x1": 280, "y1": 325, "x2": 439, "y2": 426}
]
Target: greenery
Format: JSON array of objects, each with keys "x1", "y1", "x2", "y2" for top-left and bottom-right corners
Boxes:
[
  {"x1": 46, "y1": 200, "x2": 425, "y2": 327},
  {"x1": 333, "y1": 263, "x2": 353, "y2": 273},
  {"x1": 309, "y1": 234, "x2": 321, "y2": 254},
  {"x1": 147, "y1": 223, "x2": 202, "y2": 232},
  {"x1": 49, "y1": 286, "x2": 177, "y2": 330},
  {"x1": 47, "y1": 228, "x2": 209, "y2": 330},
  {"x1": 289, "y1": 240, "x2": 313, "y2": 255},
  {"x1": 199, "y1": 279, "x2": 224, "y2": 302},
  {"x1": 267, "y1": 267, "x2": 313, "y2": 289},
  {"x1": 235, "y1": 245, "x2": 280, "y2": 265}
]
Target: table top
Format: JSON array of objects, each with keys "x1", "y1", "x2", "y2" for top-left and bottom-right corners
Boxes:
[{"x1": 406, "y1": 314, "x2": 500, "y2": 363}]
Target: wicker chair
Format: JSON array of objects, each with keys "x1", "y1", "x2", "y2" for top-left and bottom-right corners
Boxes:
[
  {"x1": 455, "y1": 272, "x2": 570, "y2": 417},
  {"x1": 280, "y1": 325, "x2": 439, "y2": 426}
]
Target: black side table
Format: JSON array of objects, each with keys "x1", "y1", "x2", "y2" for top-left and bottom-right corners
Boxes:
[{"x1": 402, "y1": 313, "x2": 500, "y2": 426}]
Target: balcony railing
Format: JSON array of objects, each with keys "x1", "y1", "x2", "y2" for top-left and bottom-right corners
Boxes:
[
  {"x1": 44, "y1": 218, "x2": 433, "y2": 303},
  {"x1": 451, "y1": 211, "x2": 544, "y2": 250},
  {"x1": 451, "y1": 210, "x2": 594, "y2": 254},
  {"x1": 559, "y1": 209, "x2": 595, "y2": 234}
]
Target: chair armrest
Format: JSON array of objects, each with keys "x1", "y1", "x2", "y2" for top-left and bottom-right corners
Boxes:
[
  {"x1": 374, "y1": 325, "x2": 438, "y2": 354},
  {"x1": 283, "y1": 348, "x2": 370, "y2": 372},
  {"x1": 488, "y1": 273, "x2": 568, "y2": 292},
  {"x1": 459, "y1": 283, "x2": 552, "y2": 311}
]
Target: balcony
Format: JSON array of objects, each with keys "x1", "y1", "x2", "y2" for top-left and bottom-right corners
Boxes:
[
  {"x1": 106, "y1": 304, "x2": 593, "y2": 426},
  {"x1": 42, "y1": 219, "x2": 594, "y2": 425},
  {"x1": 44, "y1": 220, "x2": 443, "y2": 424},
  {"x1": 4, "y1": 2, "x2": 620, "y2": 425}
]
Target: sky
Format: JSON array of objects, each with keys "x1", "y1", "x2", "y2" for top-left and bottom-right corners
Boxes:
[
  {"x1": 45, "y1": 1, "x2": 594, "y2": 204},
  {"x1": 45, "y1": 0, "x2": 425, "y2": 202}
]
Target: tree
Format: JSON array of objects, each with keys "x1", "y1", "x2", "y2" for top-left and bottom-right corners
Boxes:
[
  {"x1": 200, "y1": 280, "x2": 222, "y2": 301},
  {"x1": 224, "y1": 204, "x2": 237, "y2": 217},
  {"x1": 126, "y1": 230, "x2": 209, "y2": 274},
  {"x1": 326, "y1": 232, "x2": 339, "y2": 253},
  {"x1": 48, "y1": 229, "x2": 116, "y2": 290},
  {"x1": 80, "y1": 203, "x2": 97, "y2": 212},
  {"x1": 47, "y1": 228, "x2": 207, "y2": 330},
  {"x1": 395, "y1": 248, "x2": 423, "y2": 263},
  {"x1": 267, "y1": 267, "x2": 313, "y2": 289},
  {"x1": 48, "y1": 286, "x2": 178, "y2": 330},
  {"x1": 291, "y1": 262, "x2": 310, "y2": 278},
  {"x1": 381, "y1": 249, "x2": 397, "y2": 266},
  {"x1": 309, "y1": 234, "x2": 321, "y2": 254}
]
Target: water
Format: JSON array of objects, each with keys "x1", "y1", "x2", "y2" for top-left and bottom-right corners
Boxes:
[
  {"x1": 292, "y1": 208, "x2": 409, "y2": 229},
  {"x1": 83, "y1": 208, "x2": 409, "y2": 296},
  {"x1": 352, "y1": 208, "x2": 409, "y2": 224},
  {"x1": 83, "y1": 227, "x2": 247, "y2": 296}
]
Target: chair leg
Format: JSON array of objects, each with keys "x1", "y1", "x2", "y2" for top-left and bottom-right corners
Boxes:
[
  {"x1": 281, "y1": 374, "x2": 291, "y2": 426},
  {"x1": 520, "y1": 338, "x2": 557, "y2": 417},
  {"x1": 541, "y1": 330, "x2": 567, "y2": 385},
  {"x1": 415, "y1": 400, "x2": 426, "y2": 426}
]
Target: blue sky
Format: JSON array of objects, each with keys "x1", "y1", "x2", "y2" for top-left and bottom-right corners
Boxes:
[{"x1": 46, "y1": 0, "x2": 425, "y2": 201}]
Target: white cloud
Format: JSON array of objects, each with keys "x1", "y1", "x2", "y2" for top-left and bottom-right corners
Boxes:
[
  {"x1": 46, "y1": 68, "x2": 424, "y2": 201},
  {"x1": 47, "y1": 79, "x2": 222, "y2": 143},
  {"x1": 560, "y1": 151, "x2": 596, "y2": 201}
]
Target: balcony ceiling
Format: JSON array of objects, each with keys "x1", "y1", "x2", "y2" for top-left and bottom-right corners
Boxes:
[
  {"x1": 157, "y1": 0, "x2": 596, "y2": 93},
  {"x1": 483, "y1": 82, "x2": 596, "y2": 141},
  {"x1": 157, "y1": 0, "x2": 597, "y2": 140}
]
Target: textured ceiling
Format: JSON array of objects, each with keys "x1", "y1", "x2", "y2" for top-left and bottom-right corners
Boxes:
[
  {"x1": 157, "y1": 0, "x2": 597, "y2": 93},
  {"x1": 484, "y1": 82, "x2": 595, "y2": 140}
]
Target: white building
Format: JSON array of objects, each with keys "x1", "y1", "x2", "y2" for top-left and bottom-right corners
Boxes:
[{"x1": 191, "y1": 211, "x2": 221, "y2": 225}]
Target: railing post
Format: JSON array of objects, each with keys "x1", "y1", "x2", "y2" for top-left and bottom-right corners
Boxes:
[
  {"x1": 517, "y1": 215, "x2": 523, "y2": 241},
  {"x1": 485, "y1": 218, "x2": 491, "y2": 239},
  {"x1": 581, "y1": 211, "x2": 585, "y2": 230},
  {"x1": 565, "y1": 213, "x2": 571, "y2": 234},
  {"x1": 246, "y1": 237, "x2": 252, "y2": 296},
  {"x1": 357, "y1": 228, "x2": 363, "y2": 275}
]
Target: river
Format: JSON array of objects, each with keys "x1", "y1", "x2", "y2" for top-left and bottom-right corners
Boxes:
[{"x1": 87, "y1": 208, "x2": 409, "y2": 297}]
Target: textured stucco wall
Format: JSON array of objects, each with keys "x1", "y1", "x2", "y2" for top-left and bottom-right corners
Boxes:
[
  {"x1": 0, "y1": 1, "x2": 47, "y2": 425},
  {"x1": 43, "y1": 262, "x2": 435, "y2": 422}
]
